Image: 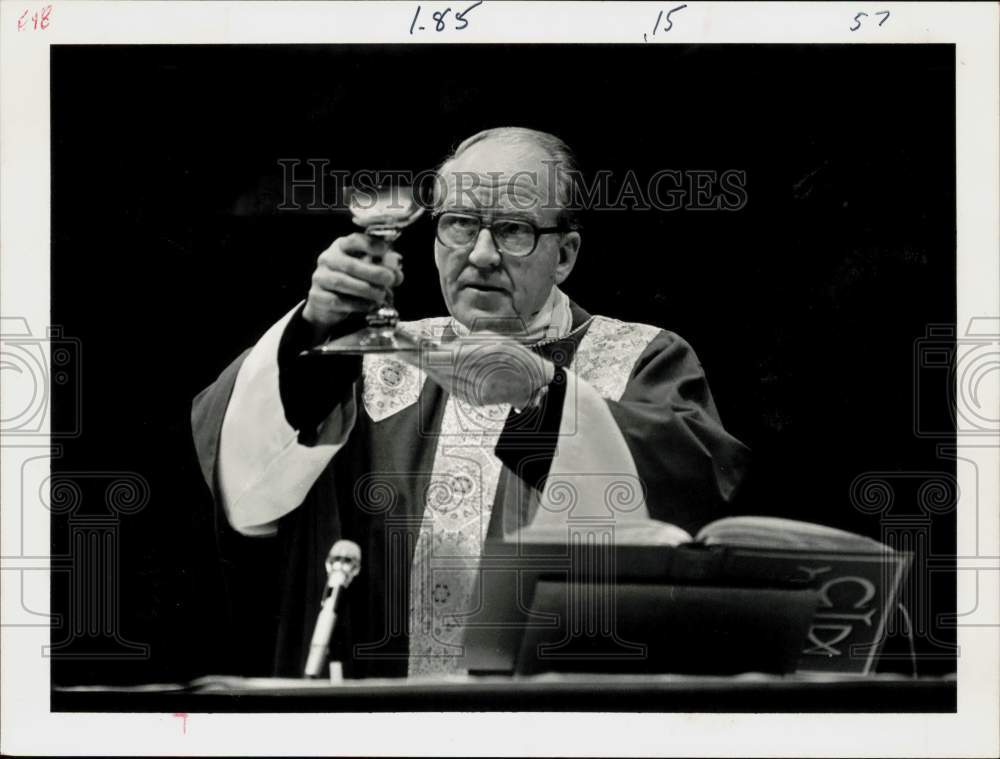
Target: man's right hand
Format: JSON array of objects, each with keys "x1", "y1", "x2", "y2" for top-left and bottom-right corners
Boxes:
[{"x1": 301, "y1": 233, "x2": 404, "y2": 344}]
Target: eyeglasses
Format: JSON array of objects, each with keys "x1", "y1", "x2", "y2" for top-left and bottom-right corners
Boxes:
[{"x1": 435, "y1": 212, "x2": 567, "y2": 258}]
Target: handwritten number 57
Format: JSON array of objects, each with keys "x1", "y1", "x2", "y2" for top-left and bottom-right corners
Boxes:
[{"x1": 850, "y1": 10, "x2": 890, "y2": 32}]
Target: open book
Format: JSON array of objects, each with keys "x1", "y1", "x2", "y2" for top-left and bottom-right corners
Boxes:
[
  {"x1": 518, "y1": 514, "x2": 889, "y2": 551},
  {"x1": 508, "y1": 516, "x2": 911, "y2": 675}
]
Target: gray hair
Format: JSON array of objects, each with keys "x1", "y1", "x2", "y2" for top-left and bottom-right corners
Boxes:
[{"x1": 434, "y1": 127, "x2": 583, "y2": 230}]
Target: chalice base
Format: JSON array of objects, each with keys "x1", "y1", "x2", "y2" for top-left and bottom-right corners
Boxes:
[{"x1": 303, "y1": 325, "x2": 422, "y2": 355}]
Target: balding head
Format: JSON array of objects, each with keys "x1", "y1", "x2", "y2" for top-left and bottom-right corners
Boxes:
[{"x1": 435, "y1": 127, "x2": 582, "y2": 230}]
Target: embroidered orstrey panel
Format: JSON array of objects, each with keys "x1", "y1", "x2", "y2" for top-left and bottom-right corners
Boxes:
[
  {"x1": 404, "y1": 315, "x2": 661, "y2": 675},
  {"x1": 361, "y1": 317, "x2": 449, "y2": 423},
  {"x1": 571, "y1": 316, "x2": 662, "y2": 400},
  {"x1": 407, "y1": 396, "x2": 509, "y2": 677}
]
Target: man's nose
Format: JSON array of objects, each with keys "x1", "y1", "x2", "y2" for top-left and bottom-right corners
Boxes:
[{"x1": 467, "y1": 228, "x2": 501, "y2": 268}]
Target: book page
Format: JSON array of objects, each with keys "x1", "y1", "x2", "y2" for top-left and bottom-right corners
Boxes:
[
  {"x1": 695, "y1": 516, "x2": 890, "y2": 551},
  {"x1": 517, "y1": 519, "x2": 693, "y2": 546}
]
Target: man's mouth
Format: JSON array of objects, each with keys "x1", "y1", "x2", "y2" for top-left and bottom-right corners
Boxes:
[{"x1": 464, "y1": 283, "x2": 508, "y2": 294}]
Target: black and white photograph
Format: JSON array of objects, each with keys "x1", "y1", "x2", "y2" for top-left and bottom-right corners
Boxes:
[{"x1": 1, "y1": 1, "x2": 998, "y2": 756}]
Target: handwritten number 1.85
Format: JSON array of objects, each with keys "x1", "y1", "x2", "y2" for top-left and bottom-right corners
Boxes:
[{"x1": 410, "y1": 1, "x2": 483, "y2": 34}]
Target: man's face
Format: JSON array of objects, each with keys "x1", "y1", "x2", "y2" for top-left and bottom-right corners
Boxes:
[{"x1": 434, "y1": 140, "x2": 580, "y2": 332}]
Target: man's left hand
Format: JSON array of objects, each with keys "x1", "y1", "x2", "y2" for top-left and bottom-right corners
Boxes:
[{"x1": 399, "y1": 332, "x2": 555, "y2": 409}]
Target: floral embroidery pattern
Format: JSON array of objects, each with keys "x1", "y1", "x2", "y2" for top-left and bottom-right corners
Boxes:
[
  {"x1": 408, "y1": 397, "x2": 508, "y2": 677},
  {"x1": 405, "y1": 315, "x2": 661, "y2": 676},
  {"x1": 571, "y1": 316, "x2": 662, "y2": 400},
  {"x1": 361, "y1": 317, "x2": 450, "y2": 422}
]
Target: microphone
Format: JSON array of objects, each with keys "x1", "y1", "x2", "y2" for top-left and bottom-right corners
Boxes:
[{"x1": 304, "y1": 539, "x2": 361, "y2": 678}]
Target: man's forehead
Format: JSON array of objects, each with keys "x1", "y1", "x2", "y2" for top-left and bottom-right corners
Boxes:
[{"x1": 439, "y1": 141, "x2": 554, "y2": 213}]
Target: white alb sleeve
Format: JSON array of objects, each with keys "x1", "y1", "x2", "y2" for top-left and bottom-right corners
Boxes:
[{"x1": 217, "y1": 305, "x2": 358, "y2": 536}]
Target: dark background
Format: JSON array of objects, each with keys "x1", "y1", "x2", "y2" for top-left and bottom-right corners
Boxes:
[{"x1": 50, "y1": 44, "x2": 957, "y2": 686}]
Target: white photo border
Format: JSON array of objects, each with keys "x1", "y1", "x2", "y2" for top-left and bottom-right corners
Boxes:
[{"x1": 1, "y1": 2, "x2": 997, "y2": 756}]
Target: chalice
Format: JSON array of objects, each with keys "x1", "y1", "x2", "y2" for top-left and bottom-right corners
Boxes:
[{"x1": 306, "y1": 186, "x2": 425, "y2": 355}]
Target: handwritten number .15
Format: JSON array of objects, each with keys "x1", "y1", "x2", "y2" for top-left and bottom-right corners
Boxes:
[{"x1": 644, "y1": 4, "x2": 687, "y2": 43}]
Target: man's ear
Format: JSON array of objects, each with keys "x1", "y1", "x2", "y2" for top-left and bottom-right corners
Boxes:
[{"x1": 553, "y1": 231, "x2": 581, "y2": 285}]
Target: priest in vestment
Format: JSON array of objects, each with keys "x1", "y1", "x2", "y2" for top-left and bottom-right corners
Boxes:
[{"x1": 192, "y1": 127, "x2": 750, "y2": 678}]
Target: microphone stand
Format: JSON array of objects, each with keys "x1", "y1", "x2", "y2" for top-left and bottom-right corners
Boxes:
[{"x1": 304, "y1": 543, "x2": 361, "y2": 678}]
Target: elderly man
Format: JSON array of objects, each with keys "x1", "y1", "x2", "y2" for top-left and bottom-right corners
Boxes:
[{"x1": 192, "y1": 127, "x2": 749, "y2": 678}]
